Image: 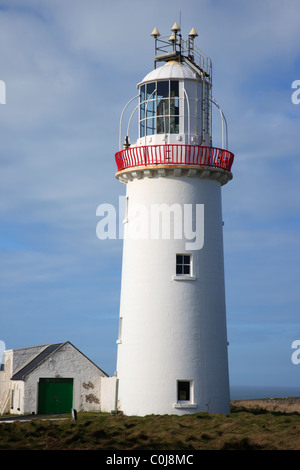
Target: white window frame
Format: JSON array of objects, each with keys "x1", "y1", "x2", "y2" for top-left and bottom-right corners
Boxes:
[
  {"x1": 173, "y1": 380, "x2": 197, "y2": 409},
  {"x1": 116, "y1": 317, "x2": 123, "y2": 344},
  {"x1": 172, "y1": 253, "x2": 196, "y2": 281}
]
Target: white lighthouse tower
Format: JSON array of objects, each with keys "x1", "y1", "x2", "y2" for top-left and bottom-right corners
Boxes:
[{"x1": 114, "y1": 24, "x2": 234, "y2": 416}]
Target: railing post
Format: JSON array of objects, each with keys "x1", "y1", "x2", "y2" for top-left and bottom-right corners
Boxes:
[
  {"x1": 132, "y1": 147, "x2": 136, "y2": 167},
  {"x1": 158, "y1": 145, "x2": 161, "y2": 165}
]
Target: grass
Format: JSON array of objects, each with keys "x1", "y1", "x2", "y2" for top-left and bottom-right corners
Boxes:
[{"x1": 0, "y1": 406, "x2": 300, "y2": 450}]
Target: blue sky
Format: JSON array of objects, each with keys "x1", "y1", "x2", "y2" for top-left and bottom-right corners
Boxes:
[{"x1": 0, "y1": 0, "x2": 299, "y2": 391}]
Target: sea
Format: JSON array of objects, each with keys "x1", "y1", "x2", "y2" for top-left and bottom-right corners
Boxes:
[{"x1": 230, "y1": 386, "x2": 300, "y2": 400}]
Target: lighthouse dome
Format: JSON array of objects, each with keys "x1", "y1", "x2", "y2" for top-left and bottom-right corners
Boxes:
[{"x1": 138, "y1": 60, "x2": 197, "y2": 86}]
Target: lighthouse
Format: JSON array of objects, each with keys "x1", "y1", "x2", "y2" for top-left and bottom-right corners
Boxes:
[{"x1": 114, "y1": 24, "x2": 234, "y2": 416}]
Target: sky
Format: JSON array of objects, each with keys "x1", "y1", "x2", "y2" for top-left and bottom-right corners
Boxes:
[{"x1": 0, "y1": 0, "x2": 299, "y2": 392}]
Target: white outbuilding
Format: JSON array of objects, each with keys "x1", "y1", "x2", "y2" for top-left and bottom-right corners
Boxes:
[{"x1": 0, "y1": 341, "x2": 116, "y2": 416}]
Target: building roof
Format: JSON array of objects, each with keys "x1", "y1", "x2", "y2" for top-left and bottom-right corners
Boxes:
[
  {"x1": 138, "y1": 60, "x2": 197, "y2": 86},
  {"x1": 11, "y1": 343, "x2": 63, "y2": 380},
  {"x1": 10, "y1": 341, "x2": 108, "y2": 381}
]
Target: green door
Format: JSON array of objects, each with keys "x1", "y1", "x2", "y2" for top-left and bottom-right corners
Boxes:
[{"x1": 38, "y1": 378, "x2": 73, "y2": 414}]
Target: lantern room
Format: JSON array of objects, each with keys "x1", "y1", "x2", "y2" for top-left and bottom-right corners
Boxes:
[
  {"x1": 137, "y1": 60, "x2": 211, "y2": 146},
  {"x1": 123, "y1": 23, "x2": 213, "y2": 148},
  {"x1": 116, "y1": 23, "x2": 234, "y2": 184}
]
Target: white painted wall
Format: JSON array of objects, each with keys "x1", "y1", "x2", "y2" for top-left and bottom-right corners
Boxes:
[
  {"x1": 0, "y1": 350, "x2": 13, "y2": 414},
  {"x1": 100, "y1": 376, "x2": 117, "y2": 413},
  {"x1": 11, "y1": 345, "x2": 48, "y2": 376},
  {"x1": 10, "y1": 380, "x2": 25, "y2": 414},
  {"x1": 116, "y1": 172, "x2": 230, "y2": 416}
]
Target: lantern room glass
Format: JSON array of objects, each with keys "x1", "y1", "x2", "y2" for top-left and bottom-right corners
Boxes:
[{"x1": 139, "y1": 80, "x2": 180, "y2": 137}]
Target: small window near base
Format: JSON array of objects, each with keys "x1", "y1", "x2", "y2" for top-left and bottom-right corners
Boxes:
[{"x1": 177, "y1": 380, "x2": 191, "y2": 402}]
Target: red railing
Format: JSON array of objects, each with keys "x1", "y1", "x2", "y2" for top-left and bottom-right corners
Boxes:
[{"x1": 115, "y1": 144, "x2": 234, "y2": 173}]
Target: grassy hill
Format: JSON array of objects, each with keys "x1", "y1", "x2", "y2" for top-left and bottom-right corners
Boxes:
[{"x1": 1, "y1": 404, "x2": 300, "y2": 450}]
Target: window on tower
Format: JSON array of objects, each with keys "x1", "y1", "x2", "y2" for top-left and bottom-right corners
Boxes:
[
  {"x1": 176, "y1": 254, "x2": 191, "y2": 275},
  {"x1": 177, "y1": 380, "x2": 193, "y2": 402},
  {"x1": 139, "y1": 80, "x2": 180, "y2": 137},
  {"x1": 117, "y1": 317, "x2": 123, "y2": 344}
]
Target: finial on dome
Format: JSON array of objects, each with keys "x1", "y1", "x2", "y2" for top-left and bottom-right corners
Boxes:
[
  {"x1": 188, "y1": 27, "x2": 198, "y2": 38},
  {"x1": 171, "y1": 22, "x2": 181, "y2": 32},
  {"x1": 151, "y1": 27, "x2": 160, "y2": 38}
]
